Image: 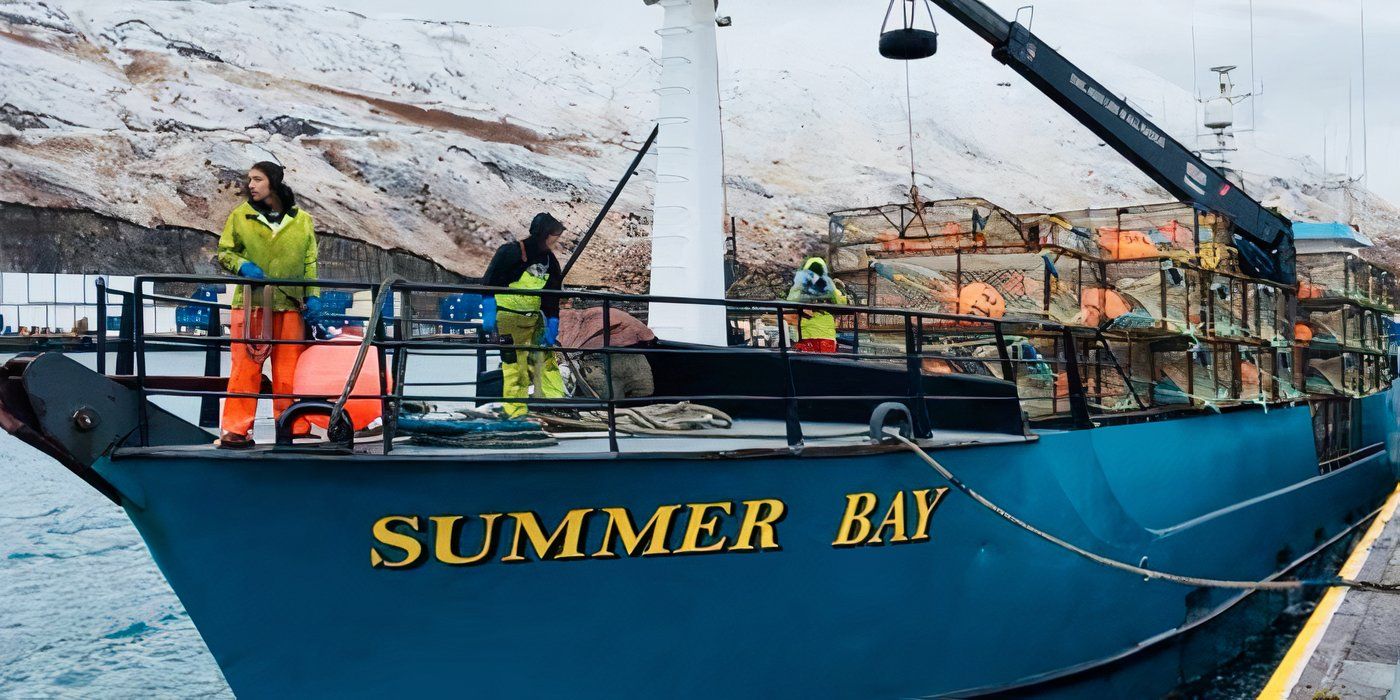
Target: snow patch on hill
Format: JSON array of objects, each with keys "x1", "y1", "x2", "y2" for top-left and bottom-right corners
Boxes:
[{"x1": 0, "y1": 0, "x2": 1396, "y2": 286}]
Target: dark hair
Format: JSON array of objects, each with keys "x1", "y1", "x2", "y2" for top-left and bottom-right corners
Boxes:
[
  {"x1": 529, "y1": 212, "x2": 565, "y2": 239},
  {"x1": 250, "y1": 161, "x2": 284, "y2": 186},
  {"x1": 247, "y1": 161, "x2": 296, "y2": 209}
]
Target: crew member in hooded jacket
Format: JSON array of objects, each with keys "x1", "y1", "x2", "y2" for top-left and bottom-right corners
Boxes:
[
  {"x1": 481, "y1": 213, "x2": 567, "y2": 418},
  {"x1": 215, "y1": 161, "x2": 324, "y2": 448},
  {"x1": 786, "y1": 256, "x2": 846, "y2": 353}
]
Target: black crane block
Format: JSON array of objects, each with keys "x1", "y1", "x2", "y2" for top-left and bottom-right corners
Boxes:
[
  {"x1": 880, "y1": 28, "x2": 939, "y2": 60},
  {"x1": 880, "y1": 0, "x2": 940, "y2": 60}
]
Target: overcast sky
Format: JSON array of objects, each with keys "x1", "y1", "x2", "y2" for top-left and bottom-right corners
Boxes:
[{"x1": 305, "y1": 0, "x2": 1400, "y2": 203}]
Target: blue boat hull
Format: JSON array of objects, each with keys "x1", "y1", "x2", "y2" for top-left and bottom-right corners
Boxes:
[{"x1": 94, "y1": 396, "x2": 1398, "y2": 698}]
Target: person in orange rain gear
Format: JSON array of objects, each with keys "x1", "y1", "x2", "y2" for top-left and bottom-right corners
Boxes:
[{"x1": 216, "y1": 161, "x2": 324, "y2": 449}]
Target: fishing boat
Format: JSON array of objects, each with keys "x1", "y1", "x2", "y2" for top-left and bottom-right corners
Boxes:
[{"x1": 2, "y1": 0, "x2": 1396, "y2": 697}]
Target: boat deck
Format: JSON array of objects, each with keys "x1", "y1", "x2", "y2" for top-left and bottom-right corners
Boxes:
[
  {"x1": 116, "y1": 416, "x2": 1035, "y2": 459},
  {"x1": 1262, "y1": 486, "x2": 1400, "y2": 699}
]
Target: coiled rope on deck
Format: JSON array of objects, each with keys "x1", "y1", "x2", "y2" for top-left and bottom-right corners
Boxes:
[{"x1": 892, "y1": 433, "x2": 1400, "y2": 594}]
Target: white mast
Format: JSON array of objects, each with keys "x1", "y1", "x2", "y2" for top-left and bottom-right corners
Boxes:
[{"x1": 644, "y1": 0, "x2": 728, "y2": 346}]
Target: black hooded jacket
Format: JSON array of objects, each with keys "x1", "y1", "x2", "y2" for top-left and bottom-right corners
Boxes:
[
  {"x1": 482, "y1": 240, "x2": 563, "y2": 317},
  {"x1": 482, "y1": 214, "x2": 566, "y2": 317}
]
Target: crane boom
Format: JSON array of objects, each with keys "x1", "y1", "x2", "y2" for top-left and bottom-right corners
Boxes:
[{"x1": 929, "y1": 0, "x2": 1296, "y2": 284}]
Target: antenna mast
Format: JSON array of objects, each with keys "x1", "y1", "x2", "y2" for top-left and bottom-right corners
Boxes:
[
  {"x1": 1248, "y1": 0, "x2": 1258, "y2": 129},
  {"x1": 1359, "y1": 0, "x2": 1369, "y2": 183},
  {"x1": 1198, "y1": 66, "x2": 1251, "y2": 177}
]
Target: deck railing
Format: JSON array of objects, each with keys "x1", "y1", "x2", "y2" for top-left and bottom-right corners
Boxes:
[{"x1": 106, "y1": 274, "x2": 1142, "y2": 452}]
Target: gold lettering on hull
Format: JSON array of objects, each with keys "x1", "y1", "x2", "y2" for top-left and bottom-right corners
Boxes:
[
  {"x1": 503, "y1": 509, "x2": 591, "y2": 563},
  {"x1": 676, "y1": 502, "x2": 732, "y2": 554},
  {"x1": 431, "y1": 514, "x2": 502, "y2": 566},
  {"x1": 594, "y1": 505, "x2": 681, "y2": 558},
  {"x1": 831, "y1": 493, "x2": 878, "y2": 546},
  {"x1": 730, "y1": 499, "x2": 786, "y2": 552},
  {"x1": 370, "y1": 515, "x2": 426, "y2": 568},
  {"x1": 369, "y1": 489, "x2": 944, "y2": 568},
  {"x1": 832, "y1": 488, "x2": 949, "y2": 548}
]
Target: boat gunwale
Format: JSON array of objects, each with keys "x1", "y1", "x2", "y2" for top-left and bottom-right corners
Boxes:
[{"x1": 108, "y1": 430, "x2": 1040, "y2": 462}]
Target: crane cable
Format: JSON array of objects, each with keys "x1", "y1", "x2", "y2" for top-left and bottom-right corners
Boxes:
[
  {"x1": 891, "y1": 432, "x2": 1400, "y2": 594},
  {"x1": 905, "y1": 59, "x2": 916, "y2": 191}
]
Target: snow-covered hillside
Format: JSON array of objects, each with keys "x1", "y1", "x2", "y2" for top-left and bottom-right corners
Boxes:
[{"x1": 0, "y1": 0, "x2": 1396, "y2": 286}]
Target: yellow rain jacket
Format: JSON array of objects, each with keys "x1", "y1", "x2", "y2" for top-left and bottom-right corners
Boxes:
[
  {"x1": 217, "y1": 201, "x2": 319, "y2": 310},
  {"x1": 786, "y1": 256, "x2": 847, "y2": 341}
]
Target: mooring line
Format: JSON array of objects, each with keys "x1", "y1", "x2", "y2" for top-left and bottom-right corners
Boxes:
[{"x1": 893, "y1": 433, "x2": 1400, "y2": 594}]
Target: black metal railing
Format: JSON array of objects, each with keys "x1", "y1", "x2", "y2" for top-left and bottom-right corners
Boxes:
[{"x1": 106, "y1": 274, "x2": 1144, "y2": 453}]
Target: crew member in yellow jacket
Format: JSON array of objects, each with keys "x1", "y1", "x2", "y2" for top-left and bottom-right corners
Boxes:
[
  {"x1": 786, "y1": 256, "x2": 846, "y2": 353},
  {"x1": 216, "y1": 161, "x2": 323, "y2": 448},
  {"x1": 481, "y1": 213, "x2": 567, "y2": 418}
]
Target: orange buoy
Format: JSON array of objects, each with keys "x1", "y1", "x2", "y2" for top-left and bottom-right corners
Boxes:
[
  {"x1": 292, "y1": 335, "x2": 390, "y2": 431},
  {"x1": 957, "y1": 282, "x2": 1007, "y2": 318},
  {"x1": 1294, "y1": 322, "x2": 1314, "y2": 344},
  {"x1": 1078, "y1": 287, "x2": 1133, "y2": 326},
  {"x1": 1098, "y1": 228, "x2": 1158, "y2": 259}
]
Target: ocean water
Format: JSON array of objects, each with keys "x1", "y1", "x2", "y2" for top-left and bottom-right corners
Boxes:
[
  {"x1": 0, "y1": 430, "x2": 233, "y2": 698},
  {"x1": 0, "y1": 349, "x2": 485, "y2": 698}
]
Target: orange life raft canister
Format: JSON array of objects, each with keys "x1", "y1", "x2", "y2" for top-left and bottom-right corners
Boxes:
[{"x1": 292, "y1": 334, "x2": 390, "y2": 431}]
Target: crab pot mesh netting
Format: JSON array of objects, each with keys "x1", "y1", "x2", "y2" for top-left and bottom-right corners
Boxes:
[
  {"x1": 831, "y1": 199, "x2": 1288, "y2": 336},
  {"x1": 1249, "y1": 282, "x2": 1289, "y2": 344},
  {"x1": 829, "y1": 198, "x2": 1034, "y2": 265},
  {"x1": 1023, "y1": 203, "x2": 1240, "y2": 268},
  {"x1": 855, "y1": 253, "x2": 1291, "y2": 342},
  {"x1": 1097, "y1": 259, "x2": 1195, "y2": 334},
  {"x1": 1297, "y1": 253, "x2": 1399, "y2": 311},
  {"x1": 823, "y1": 196, "x2": 1397, "y2": 412},
  {"x1": 842, "y1": 331, "x2": 1137, "y2": 419},
  {"x1": 1182, "y1": 271, "x2": 1274, "y2": 341},
  {"x1": 1092, "y1": 263, "x2": 1288, "y2": 342},
  {"x1": 1149, "y1": 342, "x2": 1242, "y2": 405},
  {"x1": 983, "y1": 335, "x2": 1139, "y2": 418},
  {"x1": 1300, "y1": 349, "x2": 1391, "y2": 397},
  {"x1": 1298, "y1": 304, "x2": 1387, "y2": 351},
  {"x1": 853, "y1": 253, "x2": 1077, "y2": 323},
  {"x1": 1112, "y1": 340, "x2": 1290, "y2": 406}
]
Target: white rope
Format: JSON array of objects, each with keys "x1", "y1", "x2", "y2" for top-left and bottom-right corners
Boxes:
[{"x1": 892, "y1": 433, "x2": 1399, "y2": 593}]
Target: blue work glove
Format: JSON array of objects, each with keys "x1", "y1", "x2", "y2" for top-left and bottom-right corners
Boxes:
[
  {"x1": 480, "y1": 297, "x2": 497, "y2": 336},
  {"x1": 238, "y1": 262, "x2": 265, "y2": 279},
  {"x1": 302, "y1": 296, "x2": 323, "y2": 326},
  {"x1": 543, "y1": 316, "x2": 560, "y2": 346}
]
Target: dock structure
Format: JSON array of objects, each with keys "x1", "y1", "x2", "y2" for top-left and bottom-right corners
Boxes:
[{"x1": 1261, "y1": 486, "x2": 1400, "y2": 699}]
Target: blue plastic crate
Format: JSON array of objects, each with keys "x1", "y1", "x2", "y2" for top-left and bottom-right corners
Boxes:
[
  {"x1": 176, "y1": 306, "x2": 211, "y2": 327},
  {"x1": 322, "y1": 290, "x2": 353, "y2": 313},
  {"x1": 435, "y1": 293, "x2": 483, "y2": 333}
]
